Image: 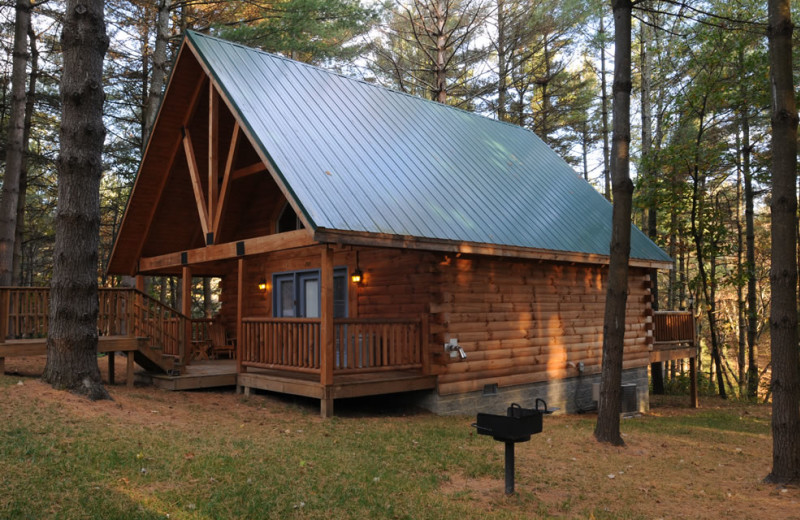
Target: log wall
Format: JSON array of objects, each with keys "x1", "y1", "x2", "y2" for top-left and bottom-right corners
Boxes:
[{"x1": 430, "y1": 256, "x2": 651, "y2": 395}]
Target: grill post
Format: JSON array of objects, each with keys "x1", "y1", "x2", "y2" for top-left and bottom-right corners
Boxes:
[{"x1": 504, "y1": 441, "x2": 515, "y2": 495}]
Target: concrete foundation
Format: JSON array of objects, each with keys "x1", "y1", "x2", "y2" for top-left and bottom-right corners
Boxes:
[{"x1": 415, "y1": 367, "x2": 649, "y2": 416}]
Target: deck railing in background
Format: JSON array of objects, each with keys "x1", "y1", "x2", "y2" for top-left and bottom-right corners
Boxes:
[
  {"x1": 0, "y1": 287, "x2": 212, "y2": 364},
  {"x1": 3, "y1": 287, "x2": 49, "y2": 338},
  {"x1": 652, "y1": 311, "x2": 695, "y2": 346}
]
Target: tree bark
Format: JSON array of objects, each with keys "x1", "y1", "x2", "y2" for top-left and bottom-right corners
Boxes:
[
  {"x1": 0, "y1": 0, "x2": 32, "y2": 285},
  {"x1": 42, "y1": 0, "x2": 110, "y2": 401},
  {"x1": 766, "y1": 0, "x2": 800, "y2": 484},
  {"x1": 594, "y1": 0, "x2": 632, "y2": 447}
]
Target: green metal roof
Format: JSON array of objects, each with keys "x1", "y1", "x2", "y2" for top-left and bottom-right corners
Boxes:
[{"x1": 187, "y1": 31, "x2": 671, "y2": 264}]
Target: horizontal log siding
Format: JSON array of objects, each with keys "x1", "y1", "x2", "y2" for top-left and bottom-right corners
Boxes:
[
  {"x1": 219, "y1": 247, "x2": 434, "y2": 324},
  {"x1": 432, "y1": 257, "x2": 651, "y2": 395},
  {"x1": 355, "y1": 248, "x2": 436, "y2": 318}
]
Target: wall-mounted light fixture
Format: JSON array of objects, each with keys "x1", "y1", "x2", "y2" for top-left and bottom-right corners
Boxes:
[
  {"x1": 257, "y1": 278, "x2": 267, "y2": 291},
  {"x1": 351, "y1": 251, "x2": 364, "y2": 284}
]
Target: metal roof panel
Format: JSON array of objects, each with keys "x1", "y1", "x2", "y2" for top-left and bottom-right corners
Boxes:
[{"x1": 188, "y1": 31, "x2": 671, "y2": 264}]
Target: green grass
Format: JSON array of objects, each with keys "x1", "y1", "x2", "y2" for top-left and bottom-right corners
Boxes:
[{"x1": 0, "y1": 376, "x2": 790, "y2": 520}]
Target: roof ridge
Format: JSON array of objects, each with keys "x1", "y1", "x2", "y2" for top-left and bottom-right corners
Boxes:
[{"x1": 185, "y1": 30, "x2": 532, "y2": 134}]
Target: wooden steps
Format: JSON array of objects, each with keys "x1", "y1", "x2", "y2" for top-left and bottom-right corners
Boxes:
[
  {"x1": 132, "y1": 342, "x2": 176, "y2": 374},
  {"x1": 139, "y1": 360, "x2": 237, "y2": 390}
]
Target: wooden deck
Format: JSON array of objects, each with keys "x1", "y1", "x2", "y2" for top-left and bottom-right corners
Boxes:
[
  {"x1": 0, "y1": 336, "x2": 148, "y2": 388},
  {"x1": 136, "y1": 362, "x2": 436, "y2": 409},
  {"x1": 239, "y1": 368, "x2": 436, "y2": 405},
  {"x1": 139, "y1": 359, "x2": 238, "y2": 390},
  {"x1": 650, "y1": 310, "x2": 698, "y2": 407}
]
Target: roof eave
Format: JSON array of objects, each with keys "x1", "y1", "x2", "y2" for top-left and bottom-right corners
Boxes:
[{"x1": 313, "y1": 228, "x2": 673, "y2": 270}]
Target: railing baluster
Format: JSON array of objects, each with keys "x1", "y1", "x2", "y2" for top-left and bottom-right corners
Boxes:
[{"x1": 238, "y1": 317, "x2": 424, "y2": 375}]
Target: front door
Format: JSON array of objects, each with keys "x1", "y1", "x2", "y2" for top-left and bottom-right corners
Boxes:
[{"x1": 273, "y1": 269, "x2": 346, "y2": 318}]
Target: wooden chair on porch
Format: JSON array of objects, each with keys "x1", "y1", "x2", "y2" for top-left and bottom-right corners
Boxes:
[{"x1": 208, "y1": 322, "x2": 236, "y2": 359}]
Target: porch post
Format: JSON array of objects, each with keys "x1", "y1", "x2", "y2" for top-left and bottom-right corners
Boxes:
[
  {"x1": 237, "y1": 258, "x2": 245, "y2": 375},
  {"x1": 320, "y1": 245, "x2": 334, "y2": 418},
  {"x1": 135, "y1": 275, "x2": 145, "y2": 292},
  {"x1": 182, "y1": 266, "x2": 192, "y2": 367}
]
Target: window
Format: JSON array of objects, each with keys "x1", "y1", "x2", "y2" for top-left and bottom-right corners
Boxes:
[
  {"x1": 276, "y1": 202, "x2": 305, "y2": 233},
  {"x1": 273, "y1": 268, "x2": 347, "y2": 318}
]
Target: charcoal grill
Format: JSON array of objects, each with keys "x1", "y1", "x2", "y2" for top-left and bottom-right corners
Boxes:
[{"x1": 472, "y1": 399, "x2": 556, "y2": 494}]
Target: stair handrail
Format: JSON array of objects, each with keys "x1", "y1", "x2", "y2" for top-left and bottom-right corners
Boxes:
[
  {"x1": 128, "y1": 289, "x2": 193, "y2": 363},
  {"x1": 132, "y1": 289, "x2": 192, "y2": 321}
]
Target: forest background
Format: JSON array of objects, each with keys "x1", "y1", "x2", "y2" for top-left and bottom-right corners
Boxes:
[{"x1": 0, "y1": 0, "x2": 789, "y2": 401}]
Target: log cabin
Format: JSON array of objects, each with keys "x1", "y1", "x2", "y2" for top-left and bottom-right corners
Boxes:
[{"x1": 106, "y1": 31, "x2": 676, "y2": 418}]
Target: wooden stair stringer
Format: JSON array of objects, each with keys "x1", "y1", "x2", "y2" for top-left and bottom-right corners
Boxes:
[{"x1": 132, "y1": 342, "x2": 176, "y2": 374}]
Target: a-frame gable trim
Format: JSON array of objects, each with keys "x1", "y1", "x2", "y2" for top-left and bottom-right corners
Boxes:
[
  {"x1": 128, "y1": 72, "x2": 209, "y2": 272},
  {"x1": 212, "y1": 121, "x2": 240, "y2": 242},
  {"x1": 184, "y1": 32, "x2": 316, "y2": 235},
  {"x1": 182, "y1": 126, "x2": 211, "y2": 237}
]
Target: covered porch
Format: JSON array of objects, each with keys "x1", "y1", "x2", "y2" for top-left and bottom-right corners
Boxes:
[{"x1": 139, "y1": 241, "x2": 435, "y2": 417}]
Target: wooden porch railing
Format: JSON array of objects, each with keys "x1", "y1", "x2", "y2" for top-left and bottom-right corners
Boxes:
[
  {"x1": 240, "y1": 317, "x2": 426, "y2": 375},
  {"x1": 240, "y1": 318, "x2": 321, "y2": 374},
  {"x1": 333, "y1": 318, "x2": 423, "y2": 373},
  {"x1": 0, "y1": 287, "x2": 210, "y2": 365},
  {"x1": 652, "y1": 311, "x2": 695, "y2": 346}
]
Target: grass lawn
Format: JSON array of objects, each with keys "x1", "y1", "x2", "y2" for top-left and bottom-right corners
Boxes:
[{"x1": 0, "y1": 361, "x2": 798, "y2": 519}]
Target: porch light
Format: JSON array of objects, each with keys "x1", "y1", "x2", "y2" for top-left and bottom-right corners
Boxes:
[
  {"x1": 351, "y1": 250, "x2": 364, "y2": 284},
  {"x1": 257, "y1": 278, "x2": 267, "y2": 291}
]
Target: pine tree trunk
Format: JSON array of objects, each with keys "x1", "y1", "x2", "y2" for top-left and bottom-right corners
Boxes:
[
  {"x1": 144, "y1": 0, "x2": 171, "y2": 139},
  {"x1": 594, "y1": 0, "x2": 632, "y2": 447},
  {"x1": 740, "y1": 70, "x2": 759, "y2": 399},
  {"x1": 203, "y1": 277, "x2": 212, "y2": 318},
  {"x1": 640, "y1": 18, "x2": 663, "y2": 394},
  {"x1": 766, "y1": 0, "x2": 800, "y2": 484},
  {"x1": 0, "y1": 0, "x2": 32, "y2": 285},
  {"x1": 735, "y1": 131, "x2": 746, "y2": 398},
  {"x1": 599, "y1": 15, "x2": 611, "y2": 201},
  {"x1": 12, "y1": 25, "x2": 37, "y2": 285},
  {"x1": 42, "y1": 0, "x2": 110, "y2": 401},
  {"x1": 496, "y1": 0, "x2": 507, "y2": 121}
]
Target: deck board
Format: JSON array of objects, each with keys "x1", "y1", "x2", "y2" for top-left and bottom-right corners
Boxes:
[{"x1": 650, "y1": 344, "x2": 697, "y2": 363}]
